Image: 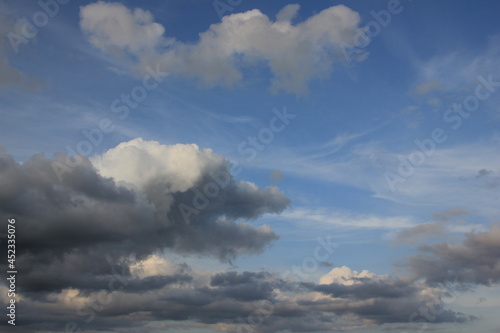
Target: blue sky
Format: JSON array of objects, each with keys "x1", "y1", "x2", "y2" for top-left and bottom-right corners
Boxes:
[{"x1": 1, "y1": 1, "x2": 500, "y2": 332}]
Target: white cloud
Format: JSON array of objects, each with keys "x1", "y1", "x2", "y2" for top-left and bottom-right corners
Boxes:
[
  {"x1": 80, "y1": 1, "x2": 166, "y2": 55},
  {"x1": 129, "y1": 254, "x2": 180, "y2": 279},
  {"x1": 80, "y1": 2, "x2": 366, "y2": 94},
  {"x1": 319, "y1": 265, "x2": 378, "y2": 285},
  {"x1": 91, "y1": 137, "x2": 226, "y2": 192}
]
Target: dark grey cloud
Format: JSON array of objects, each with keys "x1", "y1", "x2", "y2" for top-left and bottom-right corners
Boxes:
[
  {"x1": 476, "y1": 168, "x2": 493, "y2": 178},
  {"x1": 406, "y1": 225, "x2": 500, "y2": 286},
  {"x1": 211, "y1": 271, "x2": 272, "y2": 287},
  {"x1": 0, "y1": 145, "x2": 288, "y2": 299},
  {"x1": 0, "y1": 265, "x2": 475, "y2": 333},
  {"x1": 473, "y1": 169, "x2": 500, "y2": 188},
  {"x1": 311, "y1": 277, "x2": 419, "y2": 300},
  {"x1": 205, "y1": 271, "x2": 277, "y2": 301},
  {"x1": 300, "y1": 276, "x2": 474, "y2": 325}
]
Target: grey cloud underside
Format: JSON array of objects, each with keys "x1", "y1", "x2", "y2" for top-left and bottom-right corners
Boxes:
[
  {"x1": 1, "y1": 270, "x2": 474, "y2": 332},
  {"x1": 0, "y1": 149, "x2": 288, "y2": 296},
  {"x1": 406, "y1": 226, "x2": 500, "y2": 286},
  {"x1": 305, "y1": 279, "x2": 473, "y2": 324}
]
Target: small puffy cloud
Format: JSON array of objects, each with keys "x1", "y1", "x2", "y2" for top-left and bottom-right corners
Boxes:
[
  {"x1": 275, "y1": 4, "x2": 300, "y2": 22},
  {"x1": 319, "y1": 266, "x2": 377, "y2": 285},
  {"x1": 476, "y1": 168, "x2": 493, "y2": 178},
  {"x1": 91, "y1": 138, "x2": 226, "y2": 192},
  {"x1": 129, "y1": 255, "x2": 184, "y2": 279},
  {"x1": 80, "y1": 1, "x2": 166, "y2": 55},
  {"x1": 79, "y1": 2, "x2": 366, "y2": 94}
]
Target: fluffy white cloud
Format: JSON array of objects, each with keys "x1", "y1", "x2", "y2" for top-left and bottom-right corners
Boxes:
[
  {"x1": 80, "y1": 1, "x2": 166, "y2": 55},
  {"x1": 91, "y1": 138, "x2": 226, "y2": 192},
  {"x1": 79, "y1": 2, "x2": 366, "y2": 94},
  {"x1": 319, "y1": 265, "x2": 378, "y2": 285},
  {"x1": 129, "y1": 254, "x2": 181, "y2": 279}
]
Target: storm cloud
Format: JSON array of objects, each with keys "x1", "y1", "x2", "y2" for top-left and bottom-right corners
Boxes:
[{"x1": 0, "y1": 139, "x2": 289, "y2": 298}]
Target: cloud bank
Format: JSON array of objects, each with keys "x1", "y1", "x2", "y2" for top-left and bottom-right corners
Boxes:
[{"x1": 0, "y1": 138, "x2": 485, "y2": 332}]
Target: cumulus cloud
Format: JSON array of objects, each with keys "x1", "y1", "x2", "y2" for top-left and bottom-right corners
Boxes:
[
  {"x1": 0, "y1": 138, "x2": 289, "y2": 304},
  {"x1": 406, "y1": 225, "x2": 500, "y2": 286},
  {"x1": 91, "y1": 138, "x2": 229, "y2": 194},
  {"x1": 79, "y1": 2, "x2": 366, "y2": 94},
  {"x1": 79, "y1": 1, "x2": 167, "y2": 56},
  {"x1": 319, "y1": 265, "x2": 377, "y2": 285}
]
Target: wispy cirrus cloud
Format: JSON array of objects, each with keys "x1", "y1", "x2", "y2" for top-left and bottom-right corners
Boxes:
[
  {"x1": 280, "y1": 208, "x2": 415, "y2": 230},
  {"x1": 241, "y1": 141, "x2": 500, "y2": 218}
]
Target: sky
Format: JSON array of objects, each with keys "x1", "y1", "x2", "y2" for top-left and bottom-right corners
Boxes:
[{"x1": 1, "y1": 0, "x2": 500, "y2": 332}]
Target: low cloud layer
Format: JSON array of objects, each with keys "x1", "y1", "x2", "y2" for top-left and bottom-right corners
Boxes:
[
  {"x1": 0, "y1": 139, "x2": 483, "y2": 332},
  {"x1": 0, "y1": 265, "x2": 474, "y2": 332},
  {"x1": 79, "y1": 2, "x2": 366, "y2": 94}
]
